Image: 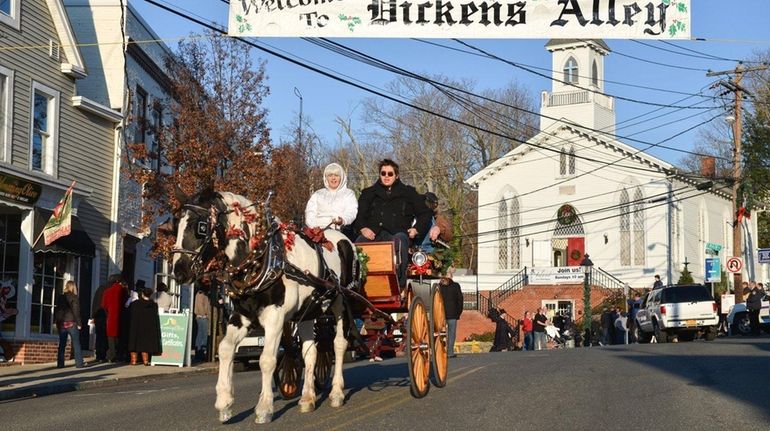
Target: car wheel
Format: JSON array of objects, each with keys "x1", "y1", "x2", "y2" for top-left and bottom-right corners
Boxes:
[
  {"x1": 654, "y1": 322, "x2": 668, "y2": 343},
  {"x1": 704, "y1": 326, "x2": 717, "y2": 341},
  {"x1": 731, "y1": 313, "x2": 751, "y2": 336}
]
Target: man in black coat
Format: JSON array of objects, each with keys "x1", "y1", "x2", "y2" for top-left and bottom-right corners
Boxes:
[
  {"x1": 439, "y1": 275, "x2": 463, "y2": 357},
  {"x1": 746, "y1": 284, "x2": 764, "y2": 336},
  {"x1": 354, "y1": 159, "x2": 432, "y2": 288}
]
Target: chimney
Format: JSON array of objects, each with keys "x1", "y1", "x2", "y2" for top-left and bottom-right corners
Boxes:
[{"x1": 700, "y1": 156, "x2": 716, "y2": 178}]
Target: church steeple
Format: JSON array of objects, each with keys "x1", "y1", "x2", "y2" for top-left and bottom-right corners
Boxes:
[{"x1": 540, "y1": 39, "x2": 616, "y2": 137}]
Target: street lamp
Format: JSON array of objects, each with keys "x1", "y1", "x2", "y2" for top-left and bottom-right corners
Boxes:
[{"x1": 581, "y1": 254, "x2": 594, "y2": 333}]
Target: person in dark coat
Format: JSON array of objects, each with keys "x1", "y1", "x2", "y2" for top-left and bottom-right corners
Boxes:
[
  {"x1": 128, "y1": 287, "x2": 162, "y2": 365},
  {"x1": 55, "y1": 281, "x2": 86, "y2": 368},
  {"x1": 439, "y1": 275, "x2": 463, "y2": 357},
  {"x1": 353, "y1": 159, "x2": 432, "y2": 288},
  {"x1": 746, "y1": 284, "x2": 764, "y2": 336},
  {"x1": 91, "y1": 283, "x2": 109, "y2": 362},
  {"x1": 490, "y1": 308, "x2": 514, "y2": 352},
  {"x1": 102, "y1": 275, "x2": 127, "y2": 362}
]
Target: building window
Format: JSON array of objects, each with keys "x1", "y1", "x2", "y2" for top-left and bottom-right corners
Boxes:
[
  {"x1": 509, "y1": 195, "x2": 520, "y2": 269},
  {"x1": 0, "y1": 213, "x2": 21, "y2": 334},
  {"x1": 31, "y1": 253, "x2": 73, "y2": 335},
  {"x1": 591, "y1": 60, "x2": 599, "y2": 86},
  {"x1": 0, "y1": 0, "x2": 20, "y2": 30},
  {"x1": 559, "y1": 150, "x2": 566, "y2": 176},
  {"x1": 498, "y1": 200, "x2": 509, "y2": 270},
  {"x1": 135, "y1": 86, "x2": 147, "y2": 144},
  {"x1": 619, "y1": 188, "x2": 630, "y2": 266},
  {"x1": 0, "y1": 65, "x2": 12, "y2": 162},
  {"x1": 150, "y1": 104, "x2": 162, "y2": 170},
  {"x1": 633, "y1": 188, "x2": 645, "y2": 266},
  {"x1": 560, "y1": 146, "x2": 576, "y2": 176},
  {"x1": 568, "y1": 146, "x2": 576, "y2": 175},
  {"x1": 563, "y1": 57, "x2": 578, "y2": 84},
  {"x1": 30, "y1": 82, "x2": 60, "y2": 175}
]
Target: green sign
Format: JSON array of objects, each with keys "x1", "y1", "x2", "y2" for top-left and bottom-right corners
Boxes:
[
  {"x1": 151, "y1": 313, "x2": 190, "y2": 367},
  {"x1": 0, "y1": 173, "x2": 41, "y2": 205}
]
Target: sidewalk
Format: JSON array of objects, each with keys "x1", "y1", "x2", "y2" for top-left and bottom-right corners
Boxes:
[{"x1": 0, "y1": 360, "x2": 218, "y2": 402}]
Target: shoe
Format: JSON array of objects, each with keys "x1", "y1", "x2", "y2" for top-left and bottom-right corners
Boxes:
[
  {"x1": 369, "y1": 358, "x2": 375, "y2": 362},
  {"x1": 130, "y1": 352, "x2": 138, "y2": 365},
  {"x1": 76, "y1": 363, "x2": 90, "y2": 369},
  {"x1": 141, "y1": 352, "x2": 150, "y2": 366},
  {"x1": 374, "y1": 356, "x2": 383, "y2": 362}
]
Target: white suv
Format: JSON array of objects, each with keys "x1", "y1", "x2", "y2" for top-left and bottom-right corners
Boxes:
[{"x1": 634, "y1": 284, "x2": 719, "y2": 343}]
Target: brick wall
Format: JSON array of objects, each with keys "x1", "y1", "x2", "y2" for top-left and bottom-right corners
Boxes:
[
  {"x1": 456, "y1": 310, "x2": 495, "y2": 341},
  {"x1": 5, "y1": 339, "x2": 71, "y2": 365},
  {"x1": 494, "y1": 284, "x2": 615, "y2": 324}
]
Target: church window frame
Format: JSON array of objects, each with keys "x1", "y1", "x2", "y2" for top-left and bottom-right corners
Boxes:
[
  {"x1": 591, "y1": 60, "x2": 599, "y2": 86},
  {"x1": 619, "y1": 188, "x2": 631, "y2": 266},
  {"x1": 563, "y1": 57, "x2": 579, "y2": 85}
]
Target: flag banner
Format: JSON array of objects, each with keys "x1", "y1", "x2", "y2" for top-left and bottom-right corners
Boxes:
[
  {"x1": 228, "y1": 0, "x2": 691, "y2": 39},
  {"x1": 44, "y1": 181, "x2": 75, "y2": 246}
]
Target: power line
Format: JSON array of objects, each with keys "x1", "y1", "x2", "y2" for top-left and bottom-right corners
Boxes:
[{"x1": 632, "y1": 40, "x2": 732, "y2": 62}]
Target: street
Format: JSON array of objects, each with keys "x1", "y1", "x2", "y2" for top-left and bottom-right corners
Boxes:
[{"x1": 2, "y1": 337, "x2": 768, "y2": 430}]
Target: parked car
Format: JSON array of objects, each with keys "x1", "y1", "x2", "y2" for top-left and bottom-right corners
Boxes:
[
  {"x1": 234, "y1": 324, "x2": 265, "y2": 370},
  {"x1": 726, "y1": 294, "x2": 770, "y2": 335},
  {"x1": 633, "y1": 284, "x2": 718, "y2": 343}
]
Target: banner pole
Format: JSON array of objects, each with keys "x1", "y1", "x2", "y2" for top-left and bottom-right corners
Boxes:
[{"x1": 31, "y1": 230, "x2": 45, "y2": 249}]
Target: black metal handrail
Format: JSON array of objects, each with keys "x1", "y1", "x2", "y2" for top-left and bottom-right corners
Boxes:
[
  {"x1": 590, "y1": 267, "x2": 625, "y2": 290},
  {"x1": 489, "y1": 267, "x2": 528, "y2": 305}
]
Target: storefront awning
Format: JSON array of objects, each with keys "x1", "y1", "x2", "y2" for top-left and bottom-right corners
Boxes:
[{"x1": 34, "y1": 209, "x2": 96, "y2": 257}]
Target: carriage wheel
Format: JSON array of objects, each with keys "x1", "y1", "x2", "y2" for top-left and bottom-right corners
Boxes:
[
  {"x1": 407, "y1": 297, "x2": 431, "y2": 398},
  {"x1": 314, "y1": 349, "x2": 334, "y2": 391},
  {"x1": 430, "y1": 287, "x2": 448, "y2": 388},
  {"x1": 273, "y1": 333, "x2": 303, "y2": 400}
]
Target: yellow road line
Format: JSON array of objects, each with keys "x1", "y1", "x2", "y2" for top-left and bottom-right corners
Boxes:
[{"x1": 328, "y1": 365, "x2": 488, "y2": 431}]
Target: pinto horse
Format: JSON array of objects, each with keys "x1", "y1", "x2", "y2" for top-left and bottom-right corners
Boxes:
[{"x1": 172, "y1": 190, "x2": 358, "y2": 424}]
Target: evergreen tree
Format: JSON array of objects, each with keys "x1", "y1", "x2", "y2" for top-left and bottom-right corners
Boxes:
[{"x1": 677, "y1": 265, "x2": 694, "y2": 285}]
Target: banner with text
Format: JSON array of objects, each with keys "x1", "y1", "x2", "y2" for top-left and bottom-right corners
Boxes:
[
  {"x1": 529, "y1": 266, "x2": 586, "y2": 284},
  {"x1": 229, "y1": 0, "x2": 691, "y2": 39}
]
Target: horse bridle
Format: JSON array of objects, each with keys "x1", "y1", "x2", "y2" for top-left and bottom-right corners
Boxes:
[{"x1": 171, "y1": 202, "x2": 227, "y2": 279}]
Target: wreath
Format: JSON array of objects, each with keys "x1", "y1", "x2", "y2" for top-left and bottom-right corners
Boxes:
[
  {"x1": 570, "y1": 249, "x2": 582, "y2": 261},
  {"x1": 557, "y1": 204, "x2": 577, "y2": 226}
]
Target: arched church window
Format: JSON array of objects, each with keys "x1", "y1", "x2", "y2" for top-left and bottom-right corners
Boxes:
[
  {"x1": 498, "y1": 200, "x2": 509, "y2": 270},
  {"x1": 591, "y1": 60, "x2": 599, "y2": 86},
  {"x1": 569, "y1": 146, "x2": 576, "y2": 175},
  {"x1": 563, "y1": 57, "x2": 578, "y2": 84},
  {"x1": 619, "y1": 188, "x2": 630, "y2": 266},
  {"x1": 509, "y1": 195, "x2": 520, "y2": 269},
  {"x1": 560, "y1": 150, "x2": 567, "y2": 176},
  {"x1": 633, "y1": 187, "x2": 645, "y2": 266}
]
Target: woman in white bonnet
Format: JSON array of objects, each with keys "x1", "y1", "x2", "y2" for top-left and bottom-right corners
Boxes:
[{"x1": 305, "y1": 162, "x2": 358, "y2": 229}]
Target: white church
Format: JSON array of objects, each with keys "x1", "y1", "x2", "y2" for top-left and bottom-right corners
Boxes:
[{"x1": 463, "y1": 39, "x2": 760, "y2": 293}]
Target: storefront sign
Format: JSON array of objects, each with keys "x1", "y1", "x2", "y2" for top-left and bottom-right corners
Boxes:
[
  {"x1": 229, "y1": 0, "x2": 691, "y2": 39},
  {"x1": 529, "y1": 266, "x2": 586, "y2": 285},
  {"x1": 152, "y1": 312, "x2": 191, "y2": 367},
  {"x1": 0, "y1": 173, "x2": 41, "y2": 206}
]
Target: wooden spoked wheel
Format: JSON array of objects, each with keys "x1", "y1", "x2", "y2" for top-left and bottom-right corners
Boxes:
[
  {"x1": 407, "y1": 297, "x2": 431, "y2": 398},
  {"x1": 314, "y1": 349, "x2": 334, "y2": 391},
  {"x1": 430, "y1": 287, "x2": 448, "y2": 388},
  {"x1": 273, "y1": 333, "x2": 303, "y2": 400}
]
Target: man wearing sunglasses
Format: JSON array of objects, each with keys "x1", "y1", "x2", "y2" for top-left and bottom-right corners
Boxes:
[{"x1": 354, "y1": 159, "x2": 432, "y2": 288}]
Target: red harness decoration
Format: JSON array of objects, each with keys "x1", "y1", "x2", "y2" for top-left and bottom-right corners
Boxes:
[
  {"x1": 279, "y1": 223, "x2": 296, "y2": 251},
  {"x1": 226, "y1": 224, "x2": 246, "y2": 240},
  {"x1": 301, "y1": 226, "x2": 334, "y2": 252}
]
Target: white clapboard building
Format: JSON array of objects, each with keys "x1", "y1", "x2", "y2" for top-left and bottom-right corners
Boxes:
[{"x1": 461, "y1": 39, "x2": 759, "y2": 297}]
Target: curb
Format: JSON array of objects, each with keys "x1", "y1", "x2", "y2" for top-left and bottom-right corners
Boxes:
[{"x1": 0, "y1": 365, "x2": 218, "y2": 402}]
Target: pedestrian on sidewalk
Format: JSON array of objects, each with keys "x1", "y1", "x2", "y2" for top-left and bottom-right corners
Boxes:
[
  {"x1": 522, "y1": 311, "x2": 534, "y2": 351},
  {"x1": 533, "y1": 308, "x2": 548, "y2": 350},
  {"x1": 747, "y1": 283, "x2": 763, "y2": 336},
  {"x1": 55, "y1": 281, "x2": 86, "y2": 369},
  {"x1": 154, "y1": 282, "x2": 173, "y2": 312},
  {"x1": 91, "y1": 283, "x2": 108, "y2": 362},
  {"x1": 614, "y1": 311, "x2": 628, "y2": 345},
  {"x1": 439, "y1": 274, "x2": 463, "y2": 358},
  {"x1": 490, "y1": 308, "x2": 514, "y2": 352},
  {"x1": 128, "y1": 287, "x2": 162, "y2": 365},
  {"x1": 102, "y1": 275, "x2": 128, "y2": 363},
  {"x1": 194, "y1": 288, "x2": 211, "y2": 361}
]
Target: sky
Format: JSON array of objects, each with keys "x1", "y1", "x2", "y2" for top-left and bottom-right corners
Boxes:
[{"x1": 130, "y1": 0, "x2": 770, "y2": 169}]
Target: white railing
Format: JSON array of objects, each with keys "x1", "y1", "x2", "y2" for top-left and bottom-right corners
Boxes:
[{"x1": 542, "y1": 90, "x2": 614, "y2": 110}]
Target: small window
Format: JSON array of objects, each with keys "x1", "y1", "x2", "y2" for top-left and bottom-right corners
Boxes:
[
  {"x1": 563, "y1": 57, "x2": 578, "y2": 84},
  {"x1": 30, "y1": 82, "x2": 60, "y2": 175},
  {"x1": 135, "y1": 86, "x2": 147, "y2": 144},
  {"x1": 0, "y1": 0, "x2": 20, "y2": 30},
  {"x1": 591, "y1": 60, "x2": 599, "y2": 86},
  {"x1": 568, "y1": 146, "x2": 576, "y2": 175},
  {"x1": 559, "y1": 150, "x2": 566, "y2": 176},
  {"x1": 0, "y1": 65, "x2": 12, "y2": 162}
]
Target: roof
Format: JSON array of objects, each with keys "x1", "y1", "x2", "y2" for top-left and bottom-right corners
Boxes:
[
  {"x1": 546, "y1": 39, "x2": 611, "y2": 53},
  {"x1": 46, "y1": 0, "x2": 87, "y2": 78}
]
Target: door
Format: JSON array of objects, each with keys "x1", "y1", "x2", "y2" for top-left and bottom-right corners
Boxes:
[{"x1": 567, "y1": 237, "x2": 585, "y2": 266}]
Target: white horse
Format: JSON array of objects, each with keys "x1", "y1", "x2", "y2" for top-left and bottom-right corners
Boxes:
[{"x1": 172, "y1": 190, "x2": 358, "y2": 424}]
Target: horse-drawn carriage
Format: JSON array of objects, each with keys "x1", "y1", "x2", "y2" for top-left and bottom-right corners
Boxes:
[{"x1": 171, "y1": 189, "x2": 449, "y2": 424}]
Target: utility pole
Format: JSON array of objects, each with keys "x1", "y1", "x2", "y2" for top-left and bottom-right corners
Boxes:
[
  {"x1": 294, "y1": 87, "x2": 303, "y2": 148},
  {"x1": 707, "y1": 63, "x2": 767, "y2": 303}
]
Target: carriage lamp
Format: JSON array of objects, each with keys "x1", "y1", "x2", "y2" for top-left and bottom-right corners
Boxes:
[
  {"x1": 412, "y1": 250, "x2": 428, "y2": 267},
  {"x1": 581, "y1": 254, "x2": 594, "y2": 332}
]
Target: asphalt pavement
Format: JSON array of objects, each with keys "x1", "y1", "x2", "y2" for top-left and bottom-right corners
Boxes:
[{"x1": 1, "y1": 337, "x2": 769, "y2": 430}]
